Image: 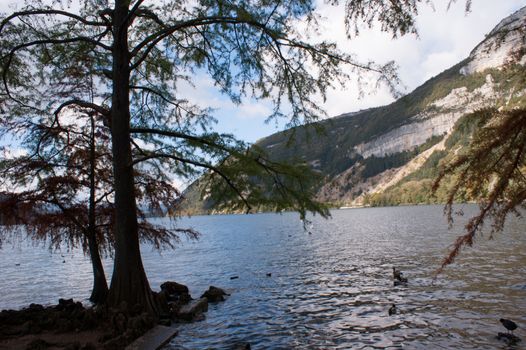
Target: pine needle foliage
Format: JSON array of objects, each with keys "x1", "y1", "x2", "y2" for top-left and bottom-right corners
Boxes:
[{"x1": 433, "y1": 106, "x2": 526, "y2": 274}]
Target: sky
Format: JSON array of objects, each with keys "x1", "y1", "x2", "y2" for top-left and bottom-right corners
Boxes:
[
  {"x1": 201, "y1": 0, "x2": 526, "y2": 142},
  {"x1": 0, "y1": 0, "x2": 525, "y2": 145}
]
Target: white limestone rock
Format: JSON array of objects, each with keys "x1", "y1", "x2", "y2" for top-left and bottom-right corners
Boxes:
[{"x1": 461, "y1": 6, "x2": 526, "y2": 75}]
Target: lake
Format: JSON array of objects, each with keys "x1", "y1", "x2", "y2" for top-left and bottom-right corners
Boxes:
[{"x1": 1, "y1": 205, "x2": 525, "y2": 349}]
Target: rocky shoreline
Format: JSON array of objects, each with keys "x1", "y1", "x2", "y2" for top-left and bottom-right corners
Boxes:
[{"x1": 0, "y1": 282, "x2": 228, "y2": 350}]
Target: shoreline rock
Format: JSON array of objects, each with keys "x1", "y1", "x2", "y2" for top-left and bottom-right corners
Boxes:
[
  {"x1": 0, "y1": 299, "x2": 155, "y2": 349},
  {"x1": 176, "y1": 298, "x2": 209, "y2": 322},
  {"x1": 0, "y1": 282, "x2": 230, "y2": 349},
  {"x1": 201, "y1": 286, "x2": 228, "y2": 302}
]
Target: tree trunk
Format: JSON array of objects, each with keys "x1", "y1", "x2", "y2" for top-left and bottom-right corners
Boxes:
[
  {"x1": 106, "y1": 0, "x2": 162, "y2": 315},
  {"x1": 87, "y1": 113, "x2": 108, "y2": 304},
  {"x1": 87, "y1": 233, "x2": 108, "y2": 303}
]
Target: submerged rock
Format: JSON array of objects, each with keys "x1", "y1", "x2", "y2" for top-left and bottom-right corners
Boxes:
[
  {"x1": 201, "y1": 286, "x2": 228, "y2": 302},
  {"x1": 176, "y1": 298, "x2": 208, "y2": 321}
]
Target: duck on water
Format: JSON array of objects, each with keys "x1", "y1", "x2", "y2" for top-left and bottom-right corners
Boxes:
[{"x1": 392, "y1": 267, "x2": 408, "y2": 286}]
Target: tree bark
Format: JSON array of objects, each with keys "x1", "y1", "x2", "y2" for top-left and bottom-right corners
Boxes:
[
  {"x1": 87, "y1": 113, "x2": 108, "y2": 304},
  {"x1": 106, "y1": 0, "x2": 161, "y2": 315},
  {"x1": 87, "y1": 233, "x2": 108, "y2": 303}
]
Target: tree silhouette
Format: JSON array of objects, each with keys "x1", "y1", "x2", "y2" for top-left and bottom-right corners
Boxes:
[
  {"x1": 0, "y1": 0, "x2": 429, "y2": 314},
  {"x1": 1, "y1": 108, "x2": 114, "y2": 304},
  {"x1": 0, "y1": 106, "x2": 194, "y2": 303}
]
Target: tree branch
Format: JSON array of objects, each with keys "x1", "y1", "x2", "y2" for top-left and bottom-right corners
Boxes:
[
  {"x1": 50, "y1": 196, "x2": 89, "y2": 235},
  {"x1": 130, "y1": 85, "x2": 180, "y2": 109},
  {"x1": 1, "y1": 37, "x2": 112, "y2": 104},
  {"x1": 132, "y1": 153, "x2": 252, "y2": 213},
  {"x1": 123, "y1": 0, "x2": 146, "y2": 28},
  {"x1": 1, "y1": 37, "x2": 112, "y2": 63},
  {"x1": 129, "y1": 15, "x2": 283, "y2": 70},
  {"x1": 0, "y1": 9, "x2": 107, "y2": 34},
  {"x1": 53, "y1": 99, "x2": 110, "y2": 117},
  {"x1": 130, "y1": 127, "x2": 235, "y2": 155}
]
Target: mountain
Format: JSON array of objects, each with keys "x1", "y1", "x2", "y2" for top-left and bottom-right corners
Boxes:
[{"x1": 182, "y1": 6, "x2": 526, "y2": 214}]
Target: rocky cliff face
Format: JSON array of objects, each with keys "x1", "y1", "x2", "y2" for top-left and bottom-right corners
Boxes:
[
  {"x1": 317, "y1": 7, "x2": 526, "y2": 205},
  {"x1": 461, "y1": 6, "x2": 526, "y2": 75},
  {"x1": 355, "y1": 74, "x2": 501, "y2": 158},
  {"x1": 355, "y1": 5, "x2": 526, "y2": 160}
]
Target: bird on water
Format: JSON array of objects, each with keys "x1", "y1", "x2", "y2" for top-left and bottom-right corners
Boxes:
[
  {"x1": 388, "y1": 304, "x2": 397, "y2": 316},
  {"x1": 392, "y1": 267, "x2": 408, "y2": 285},
  {"x1": 392, "y1": 267, "x2": 401, "y2": 280},
  {"x1": 500, "y1": 318, "x2": 518, "y2": 335}
]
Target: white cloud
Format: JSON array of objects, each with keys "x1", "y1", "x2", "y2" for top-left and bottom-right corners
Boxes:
[
  {"x1": 420, "y1": 51, "x2": 460, "y2": 81},
  {"x1": 236, "y1": 102, "x2": 272, "y2": 120}
]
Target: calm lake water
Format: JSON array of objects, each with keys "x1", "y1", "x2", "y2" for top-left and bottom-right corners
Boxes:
[{"x1": 1, "y1": 205, "x2": 525, "y2": 349}]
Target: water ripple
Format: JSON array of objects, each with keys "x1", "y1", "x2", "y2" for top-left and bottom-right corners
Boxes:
[{"x1": 1, "y1": 205, "x2": 525, "y2": 349}]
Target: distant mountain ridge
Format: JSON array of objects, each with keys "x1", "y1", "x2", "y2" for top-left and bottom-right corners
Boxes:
[{"x1": 182, "y1": 6, "x2": 526, "y2": 214}]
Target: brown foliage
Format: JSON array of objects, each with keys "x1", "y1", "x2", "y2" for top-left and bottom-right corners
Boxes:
[
  {"x1": 433, "y1": 107, "x2": 526, "y2": 274},
  {"x1": 0, "y1": 107, "x2": 197, "y2": 253}
]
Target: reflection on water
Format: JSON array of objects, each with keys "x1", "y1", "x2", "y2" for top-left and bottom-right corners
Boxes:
[{"x1": 1, "y1": 205, "x2": 525, "y2": 349}]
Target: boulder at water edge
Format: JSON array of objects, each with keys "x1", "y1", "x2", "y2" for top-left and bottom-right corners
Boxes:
[
  {"x1": 201, "y1": 286, "x2": 228, "y2": 302},
  {"x1": 160, "y1": 281, "x2": 192, "y2": 304},
  {"x1": 176, "y1": 298, "x2": 208, "y2": 321}
]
